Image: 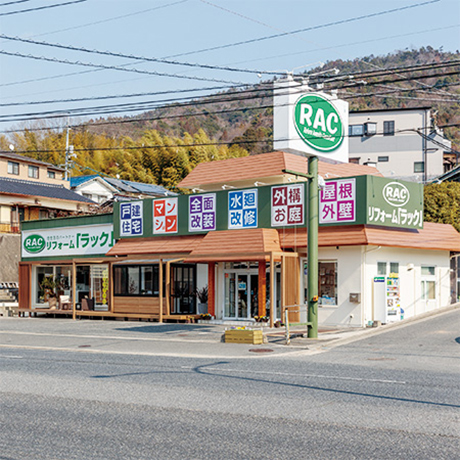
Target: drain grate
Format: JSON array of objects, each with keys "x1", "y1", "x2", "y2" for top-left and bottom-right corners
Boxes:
[{"x1": 249, "y1": 348, "x2": 274, "y2": 353}]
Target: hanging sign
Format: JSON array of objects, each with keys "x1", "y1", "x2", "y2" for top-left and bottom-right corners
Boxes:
[
  {"x1": 320, "y1": 178, "x2": 356, "y2": 224},
  {"x1": 189, "y1": 193, "x2": 216, "y2": 232},
  {"x1": 153, "y1": 197, "x2": 178, "y2": 234},
  {"x1": 271, "y1": 183, "x2": 305, "y2": 226},
  {"x1": 228, "y1": 189, "x2": 258, "y2": 229},
  {"x1": 120, "y1": 201, "x2": 143, "y2": 236}
]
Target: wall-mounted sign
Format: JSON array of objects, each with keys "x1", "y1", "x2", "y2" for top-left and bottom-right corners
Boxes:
[
  {"x1": 271, "y1": 183, "x2": 305, "y2": 226},
  {"x1": 22, "y1": 224, "x2": 114, "y2": 258},
  {"x1": 153, "y1": 197, "x2": 178, "y2": 234},
  {"x1": 189, "y1": 193, "x2": 216, "y2": 232},
  {"x1": 120, "y1": 201, "x2": 143, "y2": 236},
  {"x1": 273, "y1": 77, "x2": 349, "y2": 163},
  {"x1": 320, "y1": 178, "x2": 356, "y2": 224},
  {"x1": 228, "y1": 189, "x2": 258, "y2": 229}
]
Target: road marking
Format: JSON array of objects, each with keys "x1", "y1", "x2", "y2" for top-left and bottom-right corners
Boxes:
[{"x1": 180, "y1": 365, "x2": 407, "y2": 384}]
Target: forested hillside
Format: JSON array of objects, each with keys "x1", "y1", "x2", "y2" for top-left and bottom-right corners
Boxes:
[{"x1": 1, "y1": 47, "x2": 458, "y2": 190}]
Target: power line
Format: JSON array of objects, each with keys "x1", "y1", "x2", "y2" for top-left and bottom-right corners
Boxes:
[
  {"x1": 0, "y1": 33, "x2": 282, "y2": 76},
  {"x1": 0, "y1": 0, "x2": 86, "y2": 16},
  {"x1": 166, "y1": 0, "x2": 440, "y2": 58},
  {"x1": 0, "y1": 50, "x2": 244, "y2": 85},
  {"x1": 0, "y1": 66, "x2": 458, "y2": 127},
  {"x1": 0, "y1": 0, "x2": 33, "y2": 6}
]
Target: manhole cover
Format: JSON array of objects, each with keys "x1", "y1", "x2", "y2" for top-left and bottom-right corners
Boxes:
[
  {"x1": 249, "y1": 348, "x2": 274, "y2": 353},
  {"x1": 78, "y1": 345, "x2": 91, "y2": 348}
]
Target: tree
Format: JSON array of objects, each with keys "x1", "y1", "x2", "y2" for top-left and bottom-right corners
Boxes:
[{"x1": 424, "y1": 182, "x2": 460, "y2": 232}]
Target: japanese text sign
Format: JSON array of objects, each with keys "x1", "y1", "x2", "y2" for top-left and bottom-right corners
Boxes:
[
  {"x1": 120, "y1": 201, "x2": 143, "y2": 236},
  {"x1": 22, "y1": 224, "x2": 114, "y2": 258},
  {"x1": 271, "y1": 183, "x2": 305, "y2": 226},
  {"x1": 320, "y1": 178, "x2": 356, "y2": 224},
  {"x1": 189, "y1": 193, "x2": 216, "y2": 232},
  {"x1": 153, "y1": 197, "x2": 178, "y2": 234},
  {"x1": 228, "y1": 189, "x2": 258, "y2": 229}
]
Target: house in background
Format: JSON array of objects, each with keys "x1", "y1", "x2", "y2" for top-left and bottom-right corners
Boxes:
[
  {"x1": 348, "y1": 107, "x2": 454, "y2": 183},
  {"x1": 70, "y1": 175, "x2": 176, "y2": 203}
]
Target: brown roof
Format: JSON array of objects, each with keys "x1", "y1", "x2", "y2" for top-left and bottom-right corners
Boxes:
[
  {"x1": 279, "y1": 222, "x2": 460, "y2": 252},
  {"x1": 0, "y1": 151, "x2": 64, "y2": 171},
  {"x1": 178, "y1": 151, "x2": 383, "y2": 188},
  {"x1": 186, "y1": 228, "x2": 282, "y2": 262},
  {"x1": 106, "y1": 235, "x2": 204, "y2": 257}
]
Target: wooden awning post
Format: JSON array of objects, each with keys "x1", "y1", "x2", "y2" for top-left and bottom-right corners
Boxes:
[
  {"x1": 72, "y1": 260, "x2": 76, "y2": 320},
  {"x1": 270, "y1": 252, "x2": 275, "y2": 328},
  {"x1": 281, "y1": 253, "x2": 286, "y2": 320},
  {"x1": 165, "y1": 260, "x2": 171, "y2": 316},
  {"x1": 159, "y1": 259, "x2": 163, "y2": 323}
]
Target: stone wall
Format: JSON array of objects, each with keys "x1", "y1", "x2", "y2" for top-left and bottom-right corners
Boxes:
[{"x1": 0, "y1": 233, "x2": 20, "y2": 282}]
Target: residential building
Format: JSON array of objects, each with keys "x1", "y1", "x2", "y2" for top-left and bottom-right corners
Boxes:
[
  {"x1": 70, "y1": 175, "x2": 176, "y2": 204},
  {"x1": 348, "y1": 107, "x2": 453, "y2": 182}
]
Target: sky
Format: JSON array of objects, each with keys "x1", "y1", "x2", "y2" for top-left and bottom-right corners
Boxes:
[{"x1": 0, "y1": 0, "x2": 459, "y2": 134}]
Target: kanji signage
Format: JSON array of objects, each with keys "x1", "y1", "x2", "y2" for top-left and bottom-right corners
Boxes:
[
  {"x1": 21, "y1": 224, "x2": 114, "y2": 258},
  {"x1": 189, "y1": 193, "x2": 216, "y2": 232},
  {"x1": 271, "y1": 183, "x2": 305, "y2": 226},
  {"x1": 153, "y1": 198, "x2": 178, "y2": 234},
  {"x1": 120, "y1": 201, "x2": 143, "y2": 236},
  {"x1": 320, "y1": 178, "x2": 356, "y2": 224},
  {"x1": 228, "y1": 189, "x2": 258, "y2": 229}
]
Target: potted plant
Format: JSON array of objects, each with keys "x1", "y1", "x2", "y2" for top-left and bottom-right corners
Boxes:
[
  {"x1": 195, "y1": 285, "x2": 208, "y2": 314},
  {"x1": 40, "y1": 275, "x2": 57, "y2": 302}
]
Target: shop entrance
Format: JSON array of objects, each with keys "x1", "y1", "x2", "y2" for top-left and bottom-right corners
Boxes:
[{"x1": 224, "y1": 269, "x2": 259, "y2": 320}]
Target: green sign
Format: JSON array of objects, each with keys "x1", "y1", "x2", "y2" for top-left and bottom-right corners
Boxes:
[
  {"x1": 293, "y1": 93, "x2": 344, "y2": 152},
  {"x1": 23, "y1": 234, "x2": 46, "y2": 254}
]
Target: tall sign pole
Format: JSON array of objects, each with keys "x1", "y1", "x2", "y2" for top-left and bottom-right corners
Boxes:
[{"x1": 307, "y1": 156, "x2": 319, "y2": 338}]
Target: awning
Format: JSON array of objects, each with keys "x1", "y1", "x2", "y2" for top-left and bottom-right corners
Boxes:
[
  {"x1": 279, "y1": 222, "x2": 460, "y2": 252},
  {"x1": 106, "y1": 235, "x2": 204, "y2": 257},
  {"x1": 185, "y1": 228, "x2": 282, "y2": 263}
]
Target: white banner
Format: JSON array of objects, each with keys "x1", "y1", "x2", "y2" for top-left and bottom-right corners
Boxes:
[{"x1": 22, "y1": 224, "x2": 114, "y2": 258}]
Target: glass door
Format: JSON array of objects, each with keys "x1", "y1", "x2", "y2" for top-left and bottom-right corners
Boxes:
[
  {"x1": 224, "y1": 270, "x2": 257, "y2": 320},
  {"x1": 224, "y1": 272, "x2": 236, "y2": 318}
]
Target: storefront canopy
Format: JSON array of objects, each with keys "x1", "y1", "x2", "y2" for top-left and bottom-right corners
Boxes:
[
  {"x1": 279, "y1": 222, "x2": 460, "y2": 252},
  {"x1": 106, "y1": 234, "x2": 204, "y2": 257},
  {"x1": 185, "y1": 228, "x2": 283, "y2": 263}
]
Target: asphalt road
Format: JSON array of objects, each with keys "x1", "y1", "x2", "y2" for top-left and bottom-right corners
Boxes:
[{"x1": 1, "y1": 310, "x2": 459, "y2": 459}]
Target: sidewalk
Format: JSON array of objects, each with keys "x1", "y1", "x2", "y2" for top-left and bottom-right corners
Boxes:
[{"x1": 1, "y1": 303, "x2": 458, "y2": 359}]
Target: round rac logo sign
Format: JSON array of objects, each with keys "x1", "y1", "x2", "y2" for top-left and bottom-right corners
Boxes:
[
  {"x1": 383, "y1": 182, "x2": 410, "y2": 207},
  {"x1": 293, "y1": 93, "x2": 344, "y2": 152},
  {"x1": 24, "y1": 234, "x2": 46, "y2": 254}
]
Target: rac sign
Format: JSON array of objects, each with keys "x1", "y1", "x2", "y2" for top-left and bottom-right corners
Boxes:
[
  {"x1": 23, "y1": 234, "x2": 45, "y2": 254},
  {"x1": 293, "y1": 93, "x2": 344, "y2": 152},
  {"x1": 383, "y1": 182, "x2": 410, "y2": 207}
]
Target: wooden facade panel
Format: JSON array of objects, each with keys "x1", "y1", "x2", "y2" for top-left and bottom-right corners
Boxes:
[
  {"x1": 284, "y1": 256, "x2": 300, "y2": 323},
  {"x1": 113, "y1": 296, "x2": 166, "y2": 315},
  {"x1": 18, "y1": 263, "x2": 31, "y2": 310}
]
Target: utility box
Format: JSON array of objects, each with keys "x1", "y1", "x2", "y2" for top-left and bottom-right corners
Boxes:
[{"x1": 349, "y1": 293, "x2": 361, "y2": 303}]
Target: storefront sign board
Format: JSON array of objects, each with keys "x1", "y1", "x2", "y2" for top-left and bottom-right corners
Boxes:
[{"x1": 22, "y1": 224, "x2": 114, "y2": 258}]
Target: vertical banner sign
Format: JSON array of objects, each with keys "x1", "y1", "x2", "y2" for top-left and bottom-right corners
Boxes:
[
  {"x1": 386, "y1": 275, "x2": 401, "y2": 322},
  {"x1": 189, "y1": 193, "x2": 216, "y2": 232},
  {"x1": 320, "y1": 178, "x2": 356, "y2": 224},
  {"x1": 228, "y1": 189, "x2": 258, "y2": 229},
  {"x1": 120, "y1": 201, "x2": 143, "y2": 236},
  {"x1": 153, "y1": 198, "x2": 178, "y2": 234},
  {"x1": 271, "y1": 183, "x2": 305, "y2": 226}
]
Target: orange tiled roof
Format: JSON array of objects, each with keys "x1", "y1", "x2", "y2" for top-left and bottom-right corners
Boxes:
[
  {"x1": 178, "y1": 151, "x2": 383, "y2": 188},
  {"x1": 279, "y1": 222, "x2": 460, "y2": 252},
  {"x1": 186, "y1": 228, "x2": 282, "y2": 262},
  {"x1": 106, "y1": 235, "x2": 204, "y2": 257}
]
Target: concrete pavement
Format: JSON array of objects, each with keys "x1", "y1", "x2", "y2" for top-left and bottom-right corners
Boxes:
[{"x1": 1, "y1": 303, "x2": 458, "y2": 358}]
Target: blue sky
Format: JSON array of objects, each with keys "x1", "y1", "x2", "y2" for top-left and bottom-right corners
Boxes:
[{"x1": 0, "y1": 0, "x2": 459, "y2": 132}]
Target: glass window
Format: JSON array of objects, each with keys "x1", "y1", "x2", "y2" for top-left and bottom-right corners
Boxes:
[
  {"x1": 7, "y1": 161, "x2": 19, "y2": 175},
  {"x1": 421, "y1": 266, "x2": 435, "y2": 276},
  {"x1": 349, "y1": 125, "x2": 364, "y2": 137},
  {"x1": 28, "y1": 165, "x2": 39, "y2": 179},
  {"x1": 364, "y1": 122, "x2": 377, "y2": 136},
  {"x1": 383, "y1": 120, "x2": 395, "y2": 136},
  {"x1": 377, "y1": 262, "x2": 387, "y2": 275},
  {"x1": 47, "y1": 170, "x2": 56, "y2": 179},
  {"x1": 378, "y1": 156, "x2": 389, "y2": 162},
  {"x1": 318, "y1": 261, "x2": 337, "y2": 306},
  {"x1": 390, "y1": 262, "x2": 399, "y2": 274},
  {"x1": 414, "y1": 162, "x2": 425, "y2": 173},
  {"x1": 114, "y1": 265, "x2": 160, "y2": 296},
  {"x1": 422, "y1": 280, "x2": 436, "y2": 300}
]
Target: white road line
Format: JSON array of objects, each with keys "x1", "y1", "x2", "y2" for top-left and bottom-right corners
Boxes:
[{"x1": 180, "y1": 366, "x2": 407, "y2": 384}]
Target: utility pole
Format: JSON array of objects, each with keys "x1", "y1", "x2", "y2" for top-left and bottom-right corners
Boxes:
[{"x1": 64, "y1": 117, "x2": 74, "y2": 181}]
